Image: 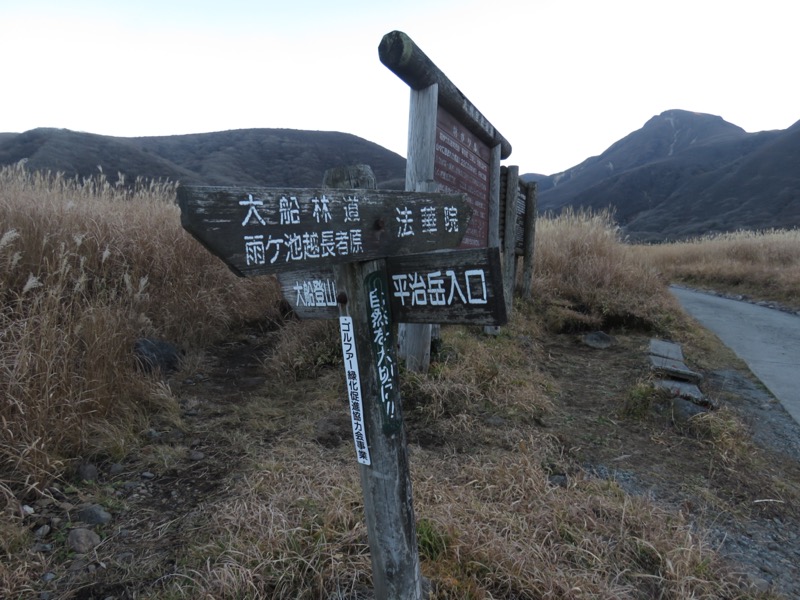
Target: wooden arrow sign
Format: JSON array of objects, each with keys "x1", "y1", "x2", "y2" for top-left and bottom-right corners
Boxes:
[
  {"x1": 277, "y1": 247, "x2": 507, "y2": 326},
  {"x1": 178, "y1": 186, "x2": 472, "y2": 276}
]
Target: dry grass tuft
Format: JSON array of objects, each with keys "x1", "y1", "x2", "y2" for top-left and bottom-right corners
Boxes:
[
  {"x1": 532, "y1": 209, "x2": 678, "y2": 332},
  {"x1": 165, "y1": 446, "x2": 372, "y2": 599},
  {"x1": 638, "y1": 229, "x2": 800, "y2": 309},
  {"x1": 403, "y1": 311, "x2": 552, "y2": 426},
  {"x1": 411, "y1": 446, "x2": 751, "y2": 599},
  {"x1": 0, "y1": 164, "x2": 284, "y2": 492},
  {"x1": 165, "y1": 438, "x2": 755, "y2": 599},
  {"x1": 263, "y1": 319, "x2": 342, "y2": 383}
]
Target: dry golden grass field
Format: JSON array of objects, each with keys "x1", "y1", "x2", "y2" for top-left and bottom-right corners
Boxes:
[{"x1": 3, "y1": 167, "x2": 800, "y2": 598}]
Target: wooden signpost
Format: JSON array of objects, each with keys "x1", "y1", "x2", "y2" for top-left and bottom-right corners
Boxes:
[
  {"x1": 178, "y1": 29, "x2": 519, "y2": 600},
  {"x1": 379, "y1": 30, "x2": 513, "y2": 369},
  {"x1": 179, "y1": 180, "x2": 506, "y2": 599}
]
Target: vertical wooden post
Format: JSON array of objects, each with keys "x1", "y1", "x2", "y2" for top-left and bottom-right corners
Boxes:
[
  {"x1": 398, "y1": 83, "x2": 439, "y2": 372},
  {"x1": 522, "y1": 181, "x2": 538, "y2": 300},
  {"x1": 326, "y1": 167, "x2": 424, "y2": 599},
  {"x1": 484, "y1": 143, "x2": 504, "y2": 335},
  {"x1": 334, "y1": 260, "x2": 423, "y2": 600},
  {"x1": 502, "y1": 166, "x2": 519, "y2": 316}
]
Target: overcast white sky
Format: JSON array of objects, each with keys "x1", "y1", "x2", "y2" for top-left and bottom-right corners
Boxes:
[{"x1": 1, "y1": 0, "x2": 798, "y2": 175}]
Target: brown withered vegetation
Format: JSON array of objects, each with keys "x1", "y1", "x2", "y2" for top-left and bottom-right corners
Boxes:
[{"x1": 2, "y1": 169, "x2": 800, "y2": 598}]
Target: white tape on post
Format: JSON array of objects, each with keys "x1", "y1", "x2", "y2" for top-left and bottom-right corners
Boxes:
[{"x1": 339, "y1": 315, "x2": 371, "y2": 466}]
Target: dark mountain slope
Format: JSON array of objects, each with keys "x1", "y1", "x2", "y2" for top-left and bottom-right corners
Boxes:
[
  {"x1": 0, "y1": 128, "x2": 199, "y2": 183},
  {"x1": 529, "y1": 111, "x2": 799, "y2": 241},
  {"x1": 534, "y1": 110, "x2": 749, "y2": 202},
  {"x1": 0, "y1": 128, "x2": 407, "y2": 188}
]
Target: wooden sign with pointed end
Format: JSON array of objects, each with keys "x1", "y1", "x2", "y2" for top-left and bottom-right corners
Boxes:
[{"x1": 178, "y1": 186, "x2": 472, "y2": 276}]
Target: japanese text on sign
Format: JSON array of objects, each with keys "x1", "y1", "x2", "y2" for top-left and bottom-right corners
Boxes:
[
  {"x1": 339, "y1": 316, "x2": 370, "y2": 466},
  {"x1": 391, "y1": 269, "x2": 488, "y2": 307},
  {"x1": 434, "y1": 107, "x2": 491, "y2": 248},
  {"x1": 240, "y1": 194, "x2": 461, "y2": 267},
  {"x1": 365, "y1": 273, "x2": 398, "y2": 426},
  {"x1": 291, "y1": 277, "x2": 337, "y2": 308}
]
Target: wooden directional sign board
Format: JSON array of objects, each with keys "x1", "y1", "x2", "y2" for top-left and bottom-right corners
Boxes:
[
  {"x1": 178, "y1": 186, "x2": 472, "y2": 277},
  {"x1": 277, "y1": 247, "x2": 507, "y2": 325}
]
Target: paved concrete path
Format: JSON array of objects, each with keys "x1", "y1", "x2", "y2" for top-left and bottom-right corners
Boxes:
[{"x1": 670, "y1": 286, "x2": 800, "y2": 425}]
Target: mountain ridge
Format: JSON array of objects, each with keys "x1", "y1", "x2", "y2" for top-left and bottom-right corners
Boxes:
[
  {"x1": 526, "y1": 110, "x2": 799, "y2": 241},
  {"x1": 2, "y1": 111, "x2": 798, "y2": 241},
  {"x1": 0, "y1": 127, "x2": 408, "y2": 189}
]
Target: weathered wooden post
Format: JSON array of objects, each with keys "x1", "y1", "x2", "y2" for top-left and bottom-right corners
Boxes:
[
  {"x1": 334, "y1": 258, "x2": 423, "y2": 598},
  {"x1": 522, "y1": 181, "x2": 538, "y2": 299},
  {"x1": 379, "y1": 30, "x2": 512, "y2": 363},
  {"x1": 323, "y1": 165, "x2": 423, "y2": 598},
  {"x1": 502, "y1": 166, "x2": 520, "y2": 316}
]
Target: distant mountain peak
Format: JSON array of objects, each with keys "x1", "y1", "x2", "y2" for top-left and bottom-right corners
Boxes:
[{"x1": 526, "y1": 110, "x2": 799, "y2": 240}]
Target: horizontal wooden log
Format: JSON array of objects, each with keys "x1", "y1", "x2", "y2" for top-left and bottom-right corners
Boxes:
[{"x1": 379, "y1": 30, "x2": 512, "y2": 159}]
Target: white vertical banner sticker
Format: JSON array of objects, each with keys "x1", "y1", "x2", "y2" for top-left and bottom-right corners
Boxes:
[{"x1": 339, "y1": 316, "x2": 371, "y2": 466}]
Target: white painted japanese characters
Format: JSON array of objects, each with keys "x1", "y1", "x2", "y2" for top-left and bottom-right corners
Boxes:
[
  {"x1": 241, "y1": 193, "x2": 365, "y2": 267},
  {"x1": 391, "y1": 269, "x2": 488, "y2": 307},
  {"x1": 365, "y1": 272, "x2": 398, "y2": 427},
  {"x1": 178, "y1": 186, "x2": 472, "y2": 277},
  {"x1": 339, "y1": 316, "x2": 371, "y2": 466}
]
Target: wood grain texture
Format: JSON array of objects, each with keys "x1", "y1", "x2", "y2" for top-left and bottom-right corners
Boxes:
[
  {"x1": 379, "y1": 30, "x2": 512, "y2": 159},
  {"x1": 179, "y1": 185, "x2": 472, "y2": 276}
]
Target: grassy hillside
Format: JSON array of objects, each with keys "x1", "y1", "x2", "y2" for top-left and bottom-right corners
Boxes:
[
  {"x1": 638, "y1": 229, "x2": 800, "y2": 311},
  {"x1": 0, "y1": 164, "x2": 283, "y2": 491},
  {"x1": 3, "y1": 169, "x2": 797, "y2": 598}
]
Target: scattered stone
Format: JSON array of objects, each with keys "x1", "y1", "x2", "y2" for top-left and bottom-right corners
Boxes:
[
  {"x1": 22, "y1": 505, "x2": 35, "y2": 516},
  {"x1": 33, "y1": 543, "x2": 54, "y2": 553},
  {"x1": 68, "y1": 528, "x2": 101, "y2": 554},
  {"x1": 548, "y1": 474, "x2": 569, "y2": 488},
  {"x1": 109, "y1": 463, "x2": 125, "y2": 476},
  {"x1": 653, "y1": 379, "x2": 705, "y2": 403},
  {"x1": 68, "y1": 557, "x2": 89, "y2": 572},
  {"x1": 77, "y1": 504, "x2": 112, "y2": 525},
  {"x1": 34, "y1": 524, "x2": 51, "y2": 538},
  {"x1": 77, "y1": 463, "x2": 99, "y2": 482},
  {"x1": 141, "y1": 471, "x2": 155, "y2": 480},
  {"x1": 188, "y1": 450, "x2": 205, "y2": 461},
  {"x1": 134, "y1": 338, "x2": 182, "y2": 374},
  {"x1": 649, "y1": 338, "x2": 685, "y2": 362},
  {"x1": 670, "y1": 397, "x2": 708, "y2": 421},
  {"x1": 34, "y1": 497, "x2": 55, "y2": 509},
  {"x1": 41, "y1": 572, "x2": 57, "y2": 583},
  {"x1": 582, "y1": 331, "x2": 616, "y2": 349},
  {"x1": 649, "y1": 354, "x2": 703, "y2": 383},
  {"x1": 46, "y1": 485, "x2": 67, "y2": 501},
  {"x1": 751, "y1": 577, "x2": 772, "y2": 593}
]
